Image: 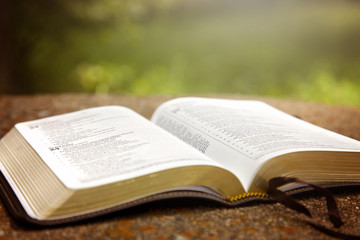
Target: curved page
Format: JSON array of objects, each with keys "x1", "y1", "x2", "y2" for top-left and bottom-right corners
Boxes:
[{"x1": 15, "y1": 106, "x2": 222, "y2": 189}]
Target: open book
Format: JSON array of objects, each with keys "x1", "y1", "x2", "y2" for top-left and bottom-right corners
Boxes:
[{"x1": 0, "y1": 97, "x2": 359, "y2": 225}]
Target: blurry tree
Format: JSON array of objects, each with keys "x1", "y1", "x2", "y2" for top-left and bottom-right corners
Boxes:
[
  {"x1": 0, "y1": 0, "x2": 14, "y2": 93},
  {"x1": 4, "y1": 0, "x2": 360, "y2": 106},
  {"x1": 10, "y1": 0, "x2": 177, "y2": 93}
]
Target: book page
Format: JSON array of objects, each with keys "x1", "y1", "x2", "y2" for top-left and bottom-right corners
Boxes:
[
  {"x1": 15, "y1": 106, "x2": 221, "y2": 189},
  {"x1": 151, "y1": 97, "x2": 360, "y2": 190}
]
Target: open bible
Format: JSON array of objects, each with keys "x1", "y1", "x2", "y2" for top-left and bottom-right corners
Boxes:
[{"x1": 0, "y1": 97, "x2": 360, "y2": 225}]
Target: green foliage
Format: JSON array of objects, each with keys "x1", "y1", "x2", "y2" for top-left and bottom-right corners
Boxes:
[
  {"x1": 296, "y1": 69, "x2": 360, "y2": 106},
  {"x1": 10, "y1": 0, "x2": 360, "y2": 106},
  {"x1": 75, "y1": 62, "x2": 185, "y2": 95},
  {"x1": 75, "y1": 63, "x2": 135, "y2": 94}
]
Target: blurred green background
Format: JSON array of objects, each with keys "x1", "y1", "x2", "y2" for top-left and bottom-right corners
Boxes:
[{"x1": 1, "y1": 0, "x2": 360, "y2": 106}]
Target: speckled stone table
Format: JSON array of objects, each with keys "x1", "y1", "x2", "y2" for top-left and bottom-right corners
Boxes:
[{"x1": 0, "y1": 94, "x2": 360, "y2": 240}]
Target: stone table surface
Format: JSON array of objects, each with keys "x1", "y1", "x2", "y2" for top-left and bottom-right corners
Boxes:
[{"x1": 0, "y1": 94, "x2": 360, "y2": 240}]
